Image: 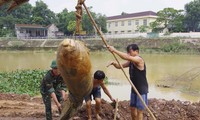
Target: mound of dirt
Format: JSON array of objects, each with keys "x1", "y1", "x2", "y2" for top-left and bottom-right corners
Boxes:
[{"x1": 0, "y1": 93, "x2": 200, "y2": 120}]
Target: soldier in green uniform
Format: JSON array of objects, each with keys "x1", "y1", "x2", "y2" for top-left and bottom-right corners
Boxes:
[{"x1": 40, "y1": 60, "x2": 67, "y2": 120}]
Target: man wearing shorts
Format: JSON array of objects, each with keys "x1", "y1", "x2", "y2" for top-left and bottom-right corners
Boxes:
[
  {"x1": 107, "y1": 44, "x2": 148, "y2": 120},
  {"x1": 85, "y1": 70, "x2": 115, "y2": 120}
]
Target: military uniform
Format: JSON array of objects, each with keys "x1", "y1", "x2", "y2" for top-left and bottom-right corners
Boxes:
[{"x1": 40, "y1": 70, "x2": 67, "y2": 120}]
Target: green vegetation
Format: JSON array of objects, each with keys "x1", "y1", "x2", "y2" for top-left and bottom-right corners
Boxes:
[
  {"x1": 139, "y1": 42, "x2": 199, "y2": 54},
  {"x1": 0, "y1": 0, "x2": 199, "y2": 37},
  {"x1": 0, "y1": 69, "x2": 110, "y2": 96},
  {"x1": 149, "y1": 0, "x2": 200, "y2": 33},
  {"x1": 0, "y1": 1, "x2": 107, "y2": 37},
  {"x1": 0, "y1": 69, "x2": 47, "y2": 96},
  {"x1": 161, "y1": 42, "x2": 188, "y2": 53},
  {"x1": 150, "y1": 8, "x2": 185, "y2": 33},
  {"x1": 185, "y1": 0, "x2": 200, "y2": 32}
]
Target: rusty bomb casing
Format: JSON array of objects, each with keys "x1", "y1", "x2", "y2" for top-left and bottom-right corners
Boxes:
[{"x1": 57, "y1": 39, "x2": 93, "y2": 119}]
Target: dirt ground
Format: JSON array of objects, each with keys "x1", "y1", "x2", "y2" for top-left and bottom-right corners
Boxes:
[{"x1": 0, "y1": 93, "x2": 200, "y2": 120}]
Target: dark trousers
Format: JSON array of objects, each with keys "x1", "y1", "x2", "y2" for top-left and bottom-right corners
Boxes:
[
  {"x1": 42, "y1": 93, "x2": 52, "y2": 120},
  {"x1": 41, "y1": 92, "x2": 63, "y2": 120}
]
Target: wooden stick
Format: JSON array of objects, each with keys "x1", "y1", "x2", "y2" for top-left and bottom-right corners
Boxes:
[
  {"x1": 83, "y1": 2, "x2": 156, "y2": 120},
  {"x1": 114, "y1": 99, "x2": 119, "y2": 120}
]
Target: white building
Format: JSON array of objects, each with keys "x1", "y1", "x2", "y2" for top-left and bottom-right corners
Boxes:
[
  {"x1": 46, "y1": 24, "x2": 64, "y2": 39},
  {"x1": 15, "y1": 24, "x2": 64, "y2": 39},
  {"x1": 106, "y1": 11, "x2": 157, "y2": 34}
]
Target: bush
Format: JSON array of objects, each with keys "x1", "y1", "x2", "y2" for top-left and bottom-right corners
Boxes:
[
  {"x1": 0, "y1": 69, "x2": 47, "y2": 96},
  {"x1": 161, "y1": 42, "x2": 188, "y2": 53}
]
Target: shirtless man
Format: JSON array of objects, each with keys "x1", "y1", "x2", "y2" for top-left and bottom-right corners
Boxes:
[{"x1": 84, "y1": 70, "x2": 115, "y2": 120}]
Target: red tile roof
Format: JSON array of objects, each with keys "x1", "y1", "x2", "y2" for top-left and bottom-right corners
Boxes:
[
  {"x1": 46, "y1": 24, "x2": 53, "y2": 28},
  {"x1": 107, "y1": 11, "x2": 157, "y2": 20},
  {"x1": 15, "y1": 24, "x2": 46, "y2": 28}
]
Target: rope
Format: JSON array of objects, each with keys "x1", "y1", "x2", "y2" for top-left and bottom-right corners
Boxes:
[
  {"x1": 80, "y1": 1, "x2": 156, "y2": 120},
  {"x1": 75, "y1": 0, "x2": 84, "y2": 35}
]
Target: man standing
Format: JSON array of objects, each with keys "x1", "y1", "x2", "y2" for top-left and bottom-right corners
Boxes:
[
  {"x1": 40, "y1": 60, "x2": 67, "y2": 120},
  {"x1": 107, "y1": 44, "x2": 148, "y2": 120}
]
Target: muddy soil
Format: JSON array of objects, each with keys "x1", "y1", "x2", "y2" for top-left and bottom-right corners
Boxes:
[{"x1": 0, "y1": 93, "x2": 200, "y2": 120}]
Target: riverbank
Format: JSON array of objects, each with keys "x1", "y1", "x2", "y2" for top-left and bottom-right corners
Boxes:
[
  {"x1": 0, "y1": 38, "x2": 200, "y2": 53},
  {"x1": 0, "y1": 93, "x2": 199, "y2": 120}
]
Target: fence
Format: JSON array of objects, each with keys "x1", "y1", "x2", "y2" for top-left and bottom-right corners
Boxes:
[
  {"x1": 1, "y1": 32, "x2": 200, "y2": 41},
  {"x1": 104, "y1": 32, "x2": 200, "y2": 39}
]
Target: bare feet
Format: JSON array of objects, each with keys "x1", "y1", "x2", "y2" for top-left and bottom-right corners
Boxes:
[
  {"x1": 96, "y1": 114, "x2": 102, "y2": 120},
  {"x1": 88, "y1": 116, "x2": 92, "y2": 120}
]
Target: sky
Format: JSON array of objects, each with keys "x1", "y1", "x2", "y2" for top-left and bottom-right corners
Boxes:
[{"x1": 29, "y1": 0, "x2": 194, "y2": 16}]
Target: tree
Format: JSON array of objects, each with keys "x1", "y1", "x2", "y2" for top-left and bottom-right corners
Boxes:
[
  {"x1": 149, "y1": 21, "x2": 163, "y2": 32},
  {"x1": 95, "y1": 13, "x2": 107, "y2": 33},
  {"x1": 156, "y1": 8, "x2": 185, "y2": 32},
  {"x1": 0, "y1": 3, "x2": 33, "y2": 37},
  {"x1": 56, "y1": 9, "x2": 69, "y2": 35},
  {"x1": 56, "y1": 9, "x2": 76, "y2": 35},
  {"x1": 0, "y1": 15, "x2": 16, "y2": 36},
  {"x1": 184, "y1": 0, "x2": 200, "y2": 32},
  {"x1": 121, "y1": 12, "x2": 128, "y2": 15},
  {"x1": 0, "y1": 1, "x2": 108, "y2": 36},
  {"x1": 82, "y1": 6, "x2": 96, "y2": 35},
  {"x1": 67, "y1": 21, "x2": 76, "y2": 34},
  {"x1": 170, "y1": 11, "x2": 185, "y2": 32},
  {"x1": 0, "y1": 3, "x2": 9, "y2": 17},
  {"x1": 10, "y1": 3, "x2": 32, "y2": 24},
  {"x1": 82, "y1": 7, "x2": 107, "y2": 35},
  {"x1": 137, "y1": 25, "x2": 149, "y2": 33},
  {"x1": 32, "y1": 0, "x2": 56, "y2": 26}
]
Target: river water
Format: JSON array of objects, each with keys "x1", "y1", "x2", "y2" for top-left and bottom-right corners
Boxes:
[{"x1": 0, "y1": 51, "x2": 200, "y2": 102}]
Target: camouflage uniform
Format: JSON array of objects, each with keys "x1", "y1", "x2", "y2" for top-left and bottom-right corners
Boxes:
[{"x1": 40, "y1": 70, "x2": 67, "y2": 120}]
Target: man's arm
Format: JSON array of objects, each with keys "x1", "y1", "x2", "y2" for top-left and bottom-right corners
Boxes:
[
  {"x1": 51, "y1": 92, "x2": 62, "y2": 113},
  {"x1": 60, "y1": 90, "x2": 66, "y2": 101},
  {"x1": 107, "y1": 45, "x2": 143, "y2": 67},
  {"x1": 60, "y1": 77, "x2": 67, "y2": 101},
  {"x1": 100, "y1": 83, "x2": 115, "y2": 102},
  {"x1": 108, "y1": 46, "x2": 130, "y2": 60},
  {"x1": 110, "y1": 61, "x2": 130, "y2": 69}
]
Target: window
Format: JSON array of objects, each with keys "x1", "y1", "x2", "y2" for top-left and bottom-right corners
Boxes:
[
  {"x1": 36, "y1": 30, "x2": 41, "y2": 36},
  {"x1": 135, "y1": 30, "x2": 139, "y2": 32},
  {"x1": 108, "y1": 23, "x2": 111, "y2": 28},
  {"x1": 114, "y1": 31, "x2": 118, "y2": 34},
  {"x1": 20, "y1": 30, "x2": 23, "y2": 33},
  {"x1": 128, "y1": 20, "x2": 131, "y2": 26},
  {"x1": 143, "y1": 19, "x2": 147, "y2": 26},
  {"x1": 115, "y1": 22, "x2": 118, "y2": 27},
  {"x1": 121, "y1": 31, "x2": 125, "y2": 34},
  {"x1": 135, "y1": 20, "x2": 139, "y2": 26},
  {"x1": 121, "y1": 21, "x2": 124, "y2": 26},
  {"x1": 108, "y1": 31, "x2": 111, "y2": 34},
  {"x1": 128, "y1": 30, "x2": 132, "y2": 33}
]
